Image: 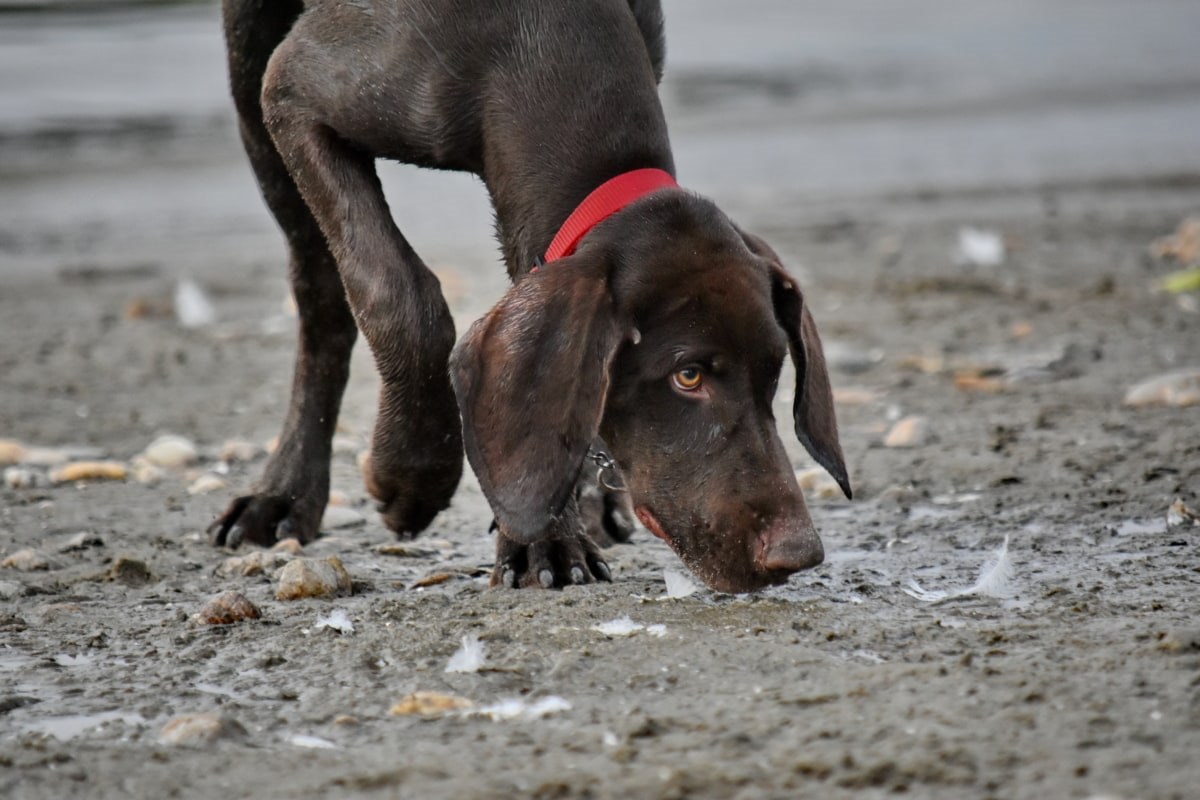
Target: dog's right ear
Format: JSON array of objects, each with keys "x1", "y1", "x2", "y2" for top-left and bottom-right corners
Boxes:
[{"x1": 450, "y1": 252, "x2": 627, "y2": 542}]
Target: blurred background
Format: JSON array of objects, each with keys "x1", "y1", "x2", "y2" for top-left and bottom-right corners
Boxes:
[{"x1": 2, "y1": 0, "x2": 1198, "y2": 282}]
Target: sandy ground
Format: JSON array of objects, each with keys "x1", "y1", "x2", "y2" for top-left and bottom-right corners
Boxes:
[{"x1": 2, "y1": 2, "x2": 1200, "y2": 799}]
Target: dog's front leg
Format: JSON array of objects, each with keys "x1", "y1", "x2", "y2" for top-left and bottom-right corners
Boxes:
[
  {"x1": 492, "y1": 495, "x2": 613, "y2": 589},
  {"x1": 261, "y1": 96, "x2": 462, "y2": 539}
]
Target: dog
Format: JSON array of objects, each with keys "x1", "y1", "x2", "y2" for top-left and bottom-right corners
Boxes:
[{"x1": 209, "y1": 0, "x2": 851, "y2": 593}]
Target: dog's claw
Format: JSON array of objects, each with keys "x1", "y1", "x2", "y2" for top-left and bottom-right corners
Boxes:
[
  {"x1": 226, "y1": 524, "x2": 245, "y2": 549},
  {"x1": 491, "y1": 520, "x2": 611, "y2": 589}
]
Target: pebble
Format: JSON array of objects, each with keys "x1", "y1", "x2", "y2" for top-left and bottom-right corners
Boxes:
[
  {"x1": 331, "y1": 434, "x2": 361, "y2": 456},
  {"x1": 0, "y1": 581, "x2": 23, "y2": 599},
  {"x1": 49, "y1": 461, "x2": 128, "y2": 484},
  {"x1": 953, "y1": 373, "x2": 1006, "y2": 393},
  {"x1": 2, "y1": 548, "x2": 52, "y2": 571},
  {"x1": 823, "y1": 342, "x2": 885, "y2": 374},
  {"x1": 389, "y1": 691, "x2": 473, "y2": 718},
  {"x1": 195, "y1": 591, "x2": 262, "y2": 625},
  {"x1": 3, "y1": 466, "x2": 42, "y2": 489},
  {"x1": 883, "y1": 415, "x2": 930, "y2": 448},
  {"x1": 272, "y1": 538, "x2": 304, "y2": 556},
  {"x1": 59, "y1": 532, "x2": 104, "y2": 552},
  {"x1": 160, "y1": 713, "x2": 247, "y2": 746},
  {"x1": 0, "y1": 439, "x2": 25, "y2": 465},
  {"x1": 1156, "y1": 628, "x2": 1200, "y2": 654},
  {"x1": 217, "y1": 439, "x2": 260, "y2": 463},
  {"x1": 274, "y1": 557, "x2": 352, "y2": 601},
  {"x1": 373, "y1": 543, "x2": 438, "y2": 558},
  {"x1": 218, "y1": 550, "x2": 292, "y2": 578},
  {"x1": 832, "y1": 387, "x2": 879, "y2": 406},
  {"x1": 1123, "y1": 368, "x2": 1200, "y2": 408},
  {"x1": 131, "y1": 458, "x2": 166, "y2": 485},
  {"x1": 142, "y1": 435, "x2": 199, "y2": 468},
  {"x1": 795, "y1": 467, "x2": 845, "y2": 500},
  {"x1": 1150, "y1": 216, "x2": 1200, "y2": 263},
  {"x1": 21, "y1": 447, "x2": 69, "y2": 466},
  {"x1": 321, "y1": 506, "x2": 365, "y2": 531},
  {"x1": 187, "y1": 474, "x2": 227, "y2": 496},
  {"x1": 106, "y1": 556, "x2": 156, "y2": 586}
]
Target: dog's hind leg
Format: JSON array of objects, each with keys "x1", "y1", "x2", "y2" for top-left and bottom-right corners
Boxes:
[{"x1": 210, "y1": 0, "x2": 358, "y2": 547}]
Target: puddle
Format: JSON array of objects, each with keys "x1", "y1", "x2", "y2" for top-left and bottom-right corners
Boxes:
[
  {"x1": 0, "y1": 651, "x2": 37, "y2": 672},
  {"x1": 1114, "y1": 518, "x2": 1168, "y2": 536},
  {"x1": 24, "y1": 711, "x2": 147, "y2": 742}
]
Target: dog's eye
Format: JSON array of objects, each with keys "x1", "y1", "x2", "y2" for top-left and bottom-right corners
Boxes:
[{"x1": 671, "y1": 366, "x2": 703, "y2": 392}]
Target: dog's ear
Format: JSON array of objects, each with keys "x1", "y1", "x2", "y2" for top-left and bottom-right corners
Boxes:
[
  {"x1": 450, "y1": 252, "x2": 626, "y2": 540},
  {"x1": 740, "y1": 230, "x2": 851, "y2": 499}
]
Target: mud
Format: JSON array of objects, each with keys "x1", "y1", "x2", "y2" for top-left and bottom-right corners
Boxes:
[{"x1": 2, "y1": 2, "x2": 1199, "y2": 799}]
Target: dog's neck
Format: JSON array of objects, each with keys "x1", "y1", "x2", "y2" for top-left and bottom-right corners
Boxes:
[{"x1": 482, "y1": 73, "x2": 675, "y2": 278}]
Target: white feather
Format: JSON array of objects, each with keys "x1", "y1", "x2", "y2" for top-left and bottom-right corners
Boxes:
[
  {"x1": 174, "y1": 278, "x2": 216, "y2": 328},
  {"x1": 904, "y1": 535, "x2": 1015, "y2": 603},
  {"x1": 445, "y1": 634, "x2": 487, "y2": 673}
]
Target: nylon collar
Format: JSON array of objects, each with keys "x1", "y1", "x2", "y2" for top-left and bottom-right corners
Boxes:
[{"x1": 538, "y1": 168, "x2": 678, "y2": 267}]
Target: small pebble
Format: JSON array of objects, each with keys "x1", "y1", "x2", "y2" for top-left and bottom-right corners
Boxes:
[
  {"x1": 142, "y1": 435, "x2": 199, "y2": 468},
  {"x1": 832, "y1": 387, "x2": 879, "y2": 406},
  {"x1": 130, "y1": 457, "x2": 166, "y2": 485},
  {"x1": 274, "y1": 557, "x2": 352, "y2": 601},
  {"x1": 373, "y1": 543, "x2": 437, "y2": 558},
  {"x1": 59, "y1": 532, "x2": 104, "y2": 553},
  {"x1": 0, "y1": 581, "x2": 23, "y2": 599},
  {"x1": 1157, "y1": 628, "x2": 1200, "y2": 654},
  {"x1": 187, "y1": 474, "x2": 227, "y2": 496},
  {"x1": 3, "y1": 466, "x2": 41, "y2": 489},
  {"x1": 389, "y1": 691, "x2": 473, "y2": 718},
  {"x1": 49, "y1": 461, "x2": 128, "y2": 484},
  {"x1": 1124, "y1": 368, "x2": 1200, "y2": 408},
  {"x1": 107, "y1": 556, "x2": 156, "y2": 586},
  {"x1": 794, "y1": 467, "x2": 844, "y2": 500},
  {"x1": 331, "y1": 434, "x2": 361, "y2": 456},
  {"x1": 332, "y1": 715, "x2": 359, "y2": 727},
  {"x1": 327, "y1": 490, "x2": 350, "y2": 507},
  {"x1": 160, "y1": 713, "x2": 247, "y2": 746},
  {"x1": 217, "y1": 439, "x2": 260, "y2": 463},
  {"x1": 218, "y1": 550, "x2": 292, "y2": 577},
  {"x1": 0, "y1": 439, "x2": 26, "y2": 465},
  {"x1": 272, "y1": 538, "x2": 304, "y2": 556},
  {"x1": 413, "y1": 572, "x2": 454, "y2": 588},
  {"x1": 2, "y1": 548, "x2": 51, "y2": 571},
  {"x1": 321, "y1": 506, "x2": 365, "y2": 531},
  {"x1": 195, "y1": 591, "x2": 261, "y2": 625},
  {"x1": 883, "y1": 415, "x2": 930, "y2": 448}
]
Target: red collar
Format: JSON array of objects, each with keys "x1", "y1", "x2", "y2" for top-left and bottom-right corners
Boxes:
[{"x1": 540, "y1": 168, "x2": 678, "y2": 265}]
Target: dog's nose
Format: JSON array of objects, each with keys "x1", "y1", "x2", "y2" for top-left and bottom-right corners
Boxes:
[{"x1": 754, "y1": 516, "x2": 824, "y2": 572}]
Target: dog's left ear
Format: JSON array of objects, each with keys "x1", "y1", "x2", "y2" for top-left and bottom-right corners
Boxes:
[
  {"x1": 449, "y1": 250, "x2": 628, "y2": 541},
  {"x1": 740, "y1": 230, "x2": 852, "y2": 499}
]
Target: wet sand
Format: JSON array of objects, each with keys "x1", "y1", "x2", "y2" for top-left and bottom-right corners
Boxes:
[{"x1": 2, "y1": 2, "x2": 1199, "y2": 798}]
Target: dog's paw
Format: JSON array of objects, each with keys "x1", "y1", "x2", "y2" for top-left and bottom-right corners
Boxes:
[
  {"x1": 577, "y1": 476, "x2": 636, "y2": 547},
  {"x1": 208, "y1": 494, "x2": 319, "y2": 548},
  {"x1": 491, "y1": 524, "x2": 612, "y2": 589},
  {"x1": 361, "y1": 450, "x2": 461, "y2": 538}
]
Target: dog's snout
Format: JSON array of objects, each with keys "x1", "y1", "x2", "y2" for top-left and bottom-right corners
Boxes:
[{"x1": 754, "y1": 515, "x2": 824, "y2": 573}]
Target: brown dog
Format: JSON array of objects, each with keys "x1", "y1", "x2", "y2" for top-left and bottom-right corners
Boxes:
[{"x1": 210, "y1": 0, "x2": 850, "y2": 593}]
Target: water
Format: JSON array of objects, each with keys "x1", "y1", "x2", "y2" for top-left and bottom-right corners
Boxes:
[{"x1": 3, "y1": 0, "x2": 1199, "y2": 276}]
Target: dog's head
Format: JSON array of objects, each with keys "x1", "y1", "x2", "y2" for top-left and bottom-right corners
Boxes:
[{"x1": 450, "y1": 191, "x2": 849, "y2": 593}]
